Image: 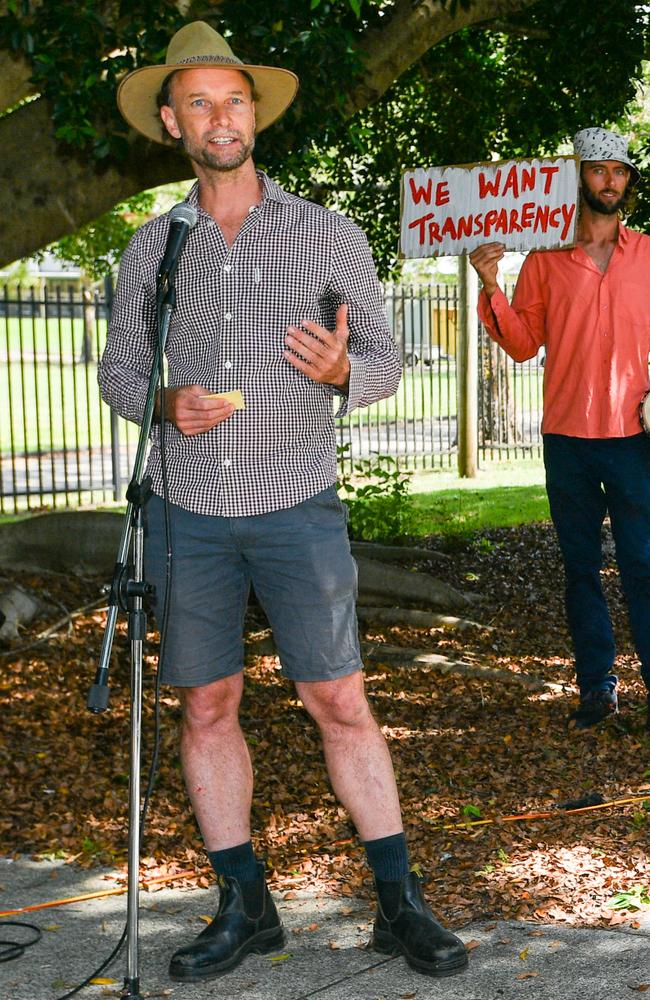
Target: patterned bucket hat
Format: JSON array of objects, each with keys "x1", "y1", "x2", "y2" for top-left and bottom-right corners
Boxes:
[{"x1": 573, "y1": 127, "x2": 640, "y2": 186}]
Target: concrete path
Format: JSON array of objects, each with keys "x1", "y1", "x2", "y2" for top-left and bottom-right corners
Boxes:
[{"x1": 1, "y1": 857, "x2": 648, "y2": 1000}]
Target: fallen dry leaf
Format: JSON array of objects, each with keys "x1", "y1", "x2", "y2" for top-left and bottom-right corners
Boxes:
[
  {"x1": 516, "y1": 972, "x2": 540, "y2": 980},
  {"x1": 2, "y1": 525, "x2": 649, "y2": 932}
]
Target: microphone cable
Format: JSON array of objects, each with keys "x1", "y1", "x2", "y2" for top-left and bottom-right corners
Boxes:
[{"x1": 0, "y1": 920, "x2": 42, "y2": 963}]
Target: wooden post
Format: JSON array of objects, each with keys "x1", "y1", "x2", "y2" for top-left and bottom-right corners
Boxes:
[{"x1": 457, "y1": 253, "x2": 479, "y2": 477}]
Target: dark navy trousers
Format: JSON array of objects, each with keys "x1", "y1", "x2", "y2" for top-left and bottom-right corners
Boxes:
[{"x1": 544, "y1": 432, "x2": 650, "y2": 696}]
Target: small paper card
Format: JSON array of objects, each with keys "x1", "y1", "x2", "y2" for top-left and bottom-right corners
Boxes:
[{"x1": 199, "y1": 389, "x2": 245, "y2": 410}]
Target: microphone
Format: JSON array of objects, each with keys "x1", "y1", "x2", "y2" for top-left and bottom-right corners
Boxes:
[{"x1": 157, "y1": 202, "x2": 198, "y2": 292}]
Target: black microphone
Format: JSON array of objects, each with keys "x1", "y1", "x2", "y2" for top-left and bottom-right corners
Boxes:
[{"x1": 157, "y1": 202, "x2": 198, "y2": 292}]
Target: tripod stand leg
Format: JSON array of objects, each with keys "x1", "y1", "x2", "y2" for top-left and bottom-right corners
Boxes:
[{"x1": 123, "y1": 511, "x2": 146, "y2": 1000}]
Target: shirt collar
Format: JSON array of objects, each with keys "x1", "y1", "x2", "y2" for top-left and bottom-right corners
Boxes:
[
  {"x1": 569, "y1": 221, "x2": 629, "y2": 265},
  {"x1": 185, "y1": 169, "x2": 291, "y2": 214}
]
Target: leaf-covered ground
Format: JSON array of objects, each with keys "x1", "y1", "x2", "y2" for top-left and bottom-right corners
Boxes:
[{"x1": 1, "y1": 521, "x2": 649, "y2": 929}]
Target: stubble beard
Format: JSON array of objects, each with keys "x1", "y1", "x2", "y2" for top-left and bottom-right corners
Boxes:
[{"x1": 184, "y1": 132, "x2": 255, "y2": 173}]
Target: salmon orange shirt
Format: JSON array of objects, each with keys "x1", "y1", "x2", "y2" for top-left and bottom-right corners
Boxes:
[{"x1": 477, "y1": 225, "x2": 650, "y2": 438}]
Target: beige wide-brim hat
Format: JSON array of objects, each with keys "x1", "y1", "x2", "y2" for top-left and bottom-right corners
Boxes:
[{"x1": 117, "y1": 21, "x2": 299, "y2": 144}]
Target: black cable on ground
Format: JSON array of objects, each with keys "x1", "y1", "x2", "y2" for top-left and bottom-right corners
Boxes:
[
  {"x1": 0, "y1": 920, "x2": 42, "y2": 962},
  {"x1": 52, "y1": 927, "x2": 127, "y2": 1000}
]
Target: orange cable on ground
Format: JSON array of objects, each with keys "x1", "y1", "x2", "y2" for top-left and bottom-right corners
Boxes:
[
  {"x1": 0, "y1": 868, "x2": 203, "y2": 919},
  {"x1": 1, "y1": 794, "x2": 648, "y2": 917},
  {"x1": 425, "y1": 793, "x2": 650, "y2": 830}
]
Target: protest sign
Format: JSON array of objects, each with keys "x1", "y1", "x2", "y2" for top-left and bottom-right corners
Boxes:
[{"x1": 400, "y1": 156, "x2": 579, "y2": 258}]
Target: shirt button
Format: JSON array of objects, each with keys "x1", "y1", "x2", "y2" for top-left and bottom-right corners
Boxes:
[
  {"x1": 223, "y1": 264, "x2": 232, "y2": 273},
  {"x1": 223, "y1": 458, "x2": 232, "y2": 468},
  {"x1": 225, "y1": 312, "x2": 232, "y2": 321},
  {"x1": 224, "y1": 361, "x2": 232, "y2": 370}
]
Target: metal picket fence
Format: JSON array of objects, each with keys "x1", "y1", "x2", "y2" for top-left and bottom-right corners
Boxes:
[{"x1": 0, "y1": 281, "x2": 543, "y2": 514}]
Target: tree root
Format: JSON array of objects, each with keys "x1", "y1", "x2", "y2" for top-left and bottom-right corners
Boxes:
[
  {"x1": 357, "y1": 605, "x2": 493, "y2": 631},
  {"x1": 361, "y1": 641, "x2": 544, "y2": 688}
]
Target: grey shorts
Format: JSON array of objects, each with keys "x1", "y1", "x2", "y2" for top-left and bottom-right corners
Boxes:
[{"x1": 143, "y1": 488, "x2": 363, "y2": 687}]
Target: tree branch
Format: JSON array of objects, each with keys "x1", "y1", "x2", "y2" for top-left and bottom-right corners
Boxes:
[
  {"x1": 348, "y1": 0, "x2": 541, "y2": 114},
  {"x1": 0, "y1": 0, "x2": 204, "y2": 114},
  {"x1": 0, "y1": 51, "x2": 36, "y2": 113}
]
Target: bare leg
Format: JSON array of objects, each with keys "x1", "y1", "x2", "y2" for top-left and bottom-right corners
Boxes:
[
  {"x1": 179, "y1": 672, "x2": 252, "y2": 851},
  {"x1": 295, "y1": 671, "x2": 403, "y2": 840}
]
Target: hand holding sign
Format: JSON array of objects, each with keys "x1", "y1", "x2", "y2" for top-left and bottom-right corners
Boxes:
[{"x1": 468, "y1": 242, "x2": 506, "y2": 297}]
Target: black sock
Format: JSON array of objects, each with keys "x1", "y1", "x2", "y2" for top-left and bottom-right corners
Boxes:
[
  {"x1": 207, "y1": 841, "x2": 259, "y2": 883},
  {"x1": 362, "y1": 831, "x2": 409, "y2": 882},
  {"x1": 208, "y1": 842, "x2": 264, "y2": 918}
]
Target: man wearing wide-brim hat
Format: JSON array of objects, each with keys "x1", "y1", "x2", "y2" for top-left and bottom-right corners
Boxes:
[
  {"x1": 100, "y1": 20, "x2": 468, "y2": 985},
  {"x1": 470, "y1": 126, "x2": 650, "y2": 735}
]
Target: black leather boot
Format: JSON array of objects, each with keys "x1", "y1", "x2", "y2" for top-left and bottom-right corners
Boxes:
[
  {"x1": 169, "y1": 864, "x2": 285, "y2": 982},
  {"x1": 371, "y1": 871, "x2": 468, "y2": 977}
]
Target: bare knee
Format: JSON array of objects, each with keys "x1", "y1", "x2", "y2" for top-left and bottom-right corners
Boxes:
[
  {"x1": 297, "y1": 673, "x2": 373, "y2": 731},
  {"x1": 180, "y1": 673, "x2": 243, "y2": 734}
]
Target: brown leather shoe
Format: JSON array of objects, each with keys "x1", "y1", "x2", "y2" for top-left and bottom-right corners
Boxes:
[
  {"x1": 169, "y1": 865, "x2": 285, "y2": 982},
  {"x1": 371, "y1": 871, "x2": 468, "y2": 977}
]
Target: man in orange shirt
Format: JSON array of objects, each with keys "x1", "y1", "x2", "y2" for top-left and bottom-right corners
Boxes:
[{"x1": 470, "y1": 127, "x2": 650, "y2": 731}]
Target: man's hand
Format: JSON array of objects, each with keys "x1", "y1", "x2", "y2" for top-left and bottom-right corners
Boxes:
[
  {"x1": 469, "y1": 242, "x2": 506, "y2": 298},
  {"x1": 157, "y1": 385, "x2": 234, "y2": 436},
  {"x1": 284, "y1": 304, "x2": 351, "y2": 391}
]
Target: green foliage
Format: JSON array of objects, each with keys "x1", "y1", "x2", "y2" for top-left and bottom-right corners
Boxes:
[
  {"x1": 608, "y1": 884, "x2": 650, "y2": 912},
  {"x1": 462, "y1": 803, "x2": 483, "y2": 820},
  {"x1": 0, "y1": 1, "x2": 188, "y2": 159},
  {"x1": 47, "y1": 190, "x2": 156, "y2": 280},
  {"x1": 286, "y1": 1, "x2": 647, "y2": 276},
  {"x1": 0, "y1": 1, "x2": 646, "y2": 270},
  {"x1": 337, "y1": 446, "x2": 416, "y2": 542}
]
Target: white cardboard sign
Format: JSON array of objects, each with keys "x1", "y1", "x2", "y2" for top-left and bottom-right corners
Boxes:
[{"x1": 400, "y1": 155, "x2": 580, "y2": 258}]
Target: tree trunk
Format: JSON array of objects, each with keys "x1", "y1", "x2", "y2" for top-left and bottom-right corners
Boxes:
[
  {"x1": 80, "y1": 283, "x2": 96, "y2": 363},
  {"x1": 479, "y1": 333, "x2": 518, "y2": 445},
  {"x1": 0, "y1": 98, "x2": 192, "y2": 267}
]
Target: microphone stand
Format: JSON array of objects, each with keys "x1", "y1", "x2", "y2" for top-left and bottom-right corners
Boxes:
[{"x1": 87, "y1": 274, "x2": 176, "y2": 1000}]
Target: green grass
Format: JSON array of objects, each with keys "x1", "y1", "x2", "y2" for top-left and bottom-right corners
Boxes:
[
  {"x1": 1, "y1": 315, "x2": 107, "y2": 357},
  {"x1": 407, "y1": 461, "x2": 549, "y2": 538}
]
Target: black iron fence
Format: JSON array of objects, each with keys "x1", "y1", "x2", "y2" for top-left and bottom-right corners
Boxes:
[{"x1": 0, "y1": 282, "x2": 543, "y2": 514}]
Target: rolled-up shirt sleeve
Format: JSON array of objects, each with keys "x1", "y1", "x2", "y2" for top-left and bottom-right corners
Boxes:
[
  {"x1": 477, "y1": 253, "x2": 547, "y2": 363},
  {"x1": 98, "y1": 232, "x2": 158, "y2": 425},
  {"x1": 328, "y1": 218, "x2": 402, "y2": 416}
]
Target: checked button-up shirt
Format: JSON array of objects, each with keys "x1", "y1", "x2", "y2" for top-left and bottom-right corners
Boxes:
[{"x1": 98, "y1": 172, "x2": 401, "y2": 517}]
